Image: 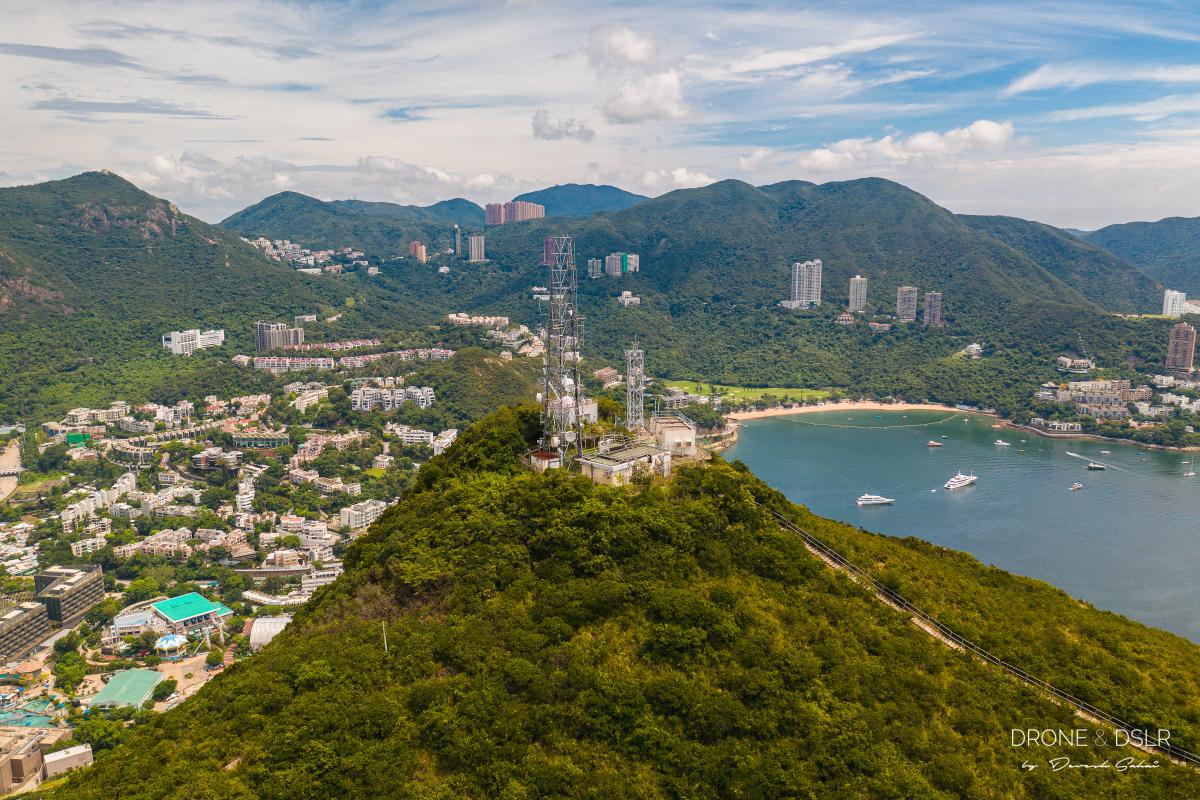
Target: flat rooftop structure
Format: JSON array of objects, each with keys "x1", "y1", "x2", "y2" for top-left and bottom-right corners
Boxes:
[
  {"x1": 151, "y1": 593, "x2": 233, "y2": 625},
  {"x1": 580, "y1": 443, "x2": 664, "y2": 467},
  {"x1": 578, "y1": 440, "x2": 671, "y2": 486},
  {"x1": 89, "y1": 669, "x2": 162, "y2": 708}
]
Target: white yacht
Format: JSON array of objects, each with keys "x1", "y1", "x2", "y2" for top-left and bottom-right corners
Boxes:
[
  {"x1": 944, "y1": 472, "x2": 977, "y2": 490},
  {"x1": 994, "y1": 439, "x2": 1011, "y2": 447},
  {"x1": 1086, "y1": 462, "x2": 1106, "y2": 471},
  {"x1": 857, "y1": 494, "x2": 895, "y2": 506}
]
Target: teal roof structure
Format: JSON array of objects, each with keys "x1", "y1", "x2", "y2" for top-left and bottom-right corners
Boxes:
[{"x1": 89, "y1": 669, "x2": 162, "y2": 708}]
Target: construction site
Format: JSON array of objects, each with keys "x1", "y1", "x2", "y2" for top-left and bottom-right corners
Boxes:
[{"x1": 527, "y1": 235, "x2": 701, "y2": 485}]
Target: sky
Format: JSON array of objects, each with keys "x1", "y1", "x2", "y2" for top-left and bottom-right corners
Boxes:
[{"x1": 2, "y1": 0, "x2": 1200, "y2": 228}]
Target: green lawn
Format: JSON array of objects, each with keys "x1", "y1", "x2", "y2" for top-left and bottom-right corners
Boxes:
[{"x1": 661, "y1": 380, "x2": 832, "y2": 404}]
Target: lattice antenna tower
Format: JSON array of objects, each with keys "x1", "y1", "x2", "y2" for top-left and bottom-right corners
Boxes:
[
  {"x1": 625, "y1": 342, "x2": 645, "y2": 432},
  {"x1": 540, "y1": 235, "x2": 585, "y2": 462}
]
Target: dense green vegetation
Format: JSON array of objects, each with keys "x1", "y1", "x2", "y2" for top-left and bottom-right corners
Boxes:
[
  {"x1": 0, "y1": 171, "x2": 1182, "y2": 434},
  {"x1": 962, "y1": 214, "x2": 1161, "y2": 312},
  {"x1": 46, "y1": 407, "x2": 1200, "y2": 798},
  {"x1": 221, "y1": 191, "x2": 483, "y2": 255},
  {"x1": 1087, "y1": 216, "x2": 1200, "y2": 294},
  {"x1": 0, "y1": 172, "x2": 458, "y2": 422},
  {"x1": 512, "y1": 183, "x2": 648, "y2": 217}
]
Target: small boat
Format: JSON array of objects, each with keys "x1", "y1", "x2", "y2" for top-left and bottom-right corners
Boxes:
[
  {"x1": 1099, "y1": 450, "x2": 1111, "y2": 455},
  {"x1": 994, "y1": 439, "x2": 1011, "y2": 447},
  {"x1": 857, "y1": 494, "x2": 895, "y2": 506},
  {"x1": 1070, "y1": 483, "x2": 1083, "y2": 491},
  {"x1": 944, "y1": 472, "x2": 978, "y2": 490},
  {"x1": 941, "y1": 435, "x2": 948, "y2": 438},
  {"x1": 1186, "y1": 458, "x2": 1196, "y2": 477},
  {"x1": 1086, "y1": 462, "x2": 1106, "y2": 471},
  {"x1": 927, "y1": 440, "x2": 943, "y2": 448}
]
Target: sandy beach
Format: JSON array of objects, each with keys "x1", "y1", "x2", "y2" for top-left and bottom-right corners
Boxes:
[{"x1": 725, "y1": 401, "x2": 969, "y2": 421}]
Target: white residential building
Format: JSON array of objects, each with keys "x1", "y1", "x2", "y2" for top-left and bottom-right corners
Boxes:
[
  {"x1": 1164, "y1": 289, "x2": 1189, "y2": 318},
  {"x1": 340, "y1": 499, "x2": 388, "y2": 530},
  {"x1": 162, "y1": 329, "x2": 225, "y2": 355},
  {"x1": 781, "y1": 259, "x2": 822, "y2": 309}
]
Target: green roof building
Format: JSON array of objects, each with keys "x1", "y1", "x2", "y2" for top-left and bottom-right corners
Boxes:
[
  {"x1": 150, "y1": 592, "x2": 233, "y2": 634},
  {"x1": 89, "y1": 669, "x2": 162, "y2": 709}
]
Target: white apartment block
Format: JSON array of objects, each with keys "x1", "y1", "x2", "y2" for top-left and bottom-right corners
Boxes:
[
  {"x1": 70, "y1": 536, "x2": 108, "y2": 557},
  {"x1": 432, "y1": 429, "x2": 459, "y2": 456},
  {"x1": 340, "y1": 499, "x2": 388, "y2": 529},
  {"x1": 1164, "y1": 289, "x2": 1188, "y2": 318},
  {"x1": 781, "y1": 259, "x2": 822, "y2": 309},
  {"x1": 162, "y1": 329, "x2": 225, "y2": 355},
  {"x1": 350, "y1": 386, "x2": 435, "y2": 411}
]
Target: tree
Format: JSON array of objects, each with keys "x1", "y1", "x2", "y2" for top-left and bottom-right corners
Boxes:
[
  {"x1": 205, "y1": 648, "x2": 225, "y2": 667},
  {"x1": 152, "y1": 678, "x2": 177, "y2": 701},
  {"x1": 123, "y1": 577, "x2": 161, "y2": 604}
]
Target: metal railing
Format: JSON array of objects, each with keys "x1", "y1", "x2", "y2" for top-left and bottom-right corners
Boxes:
[{"x1": 755, "y1": 501, "x2": 1200, "y2": 767}]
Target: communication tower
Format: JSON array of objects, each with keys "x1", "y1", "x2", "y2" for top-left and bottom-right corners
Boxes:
[
  {"x1": 625, "y1": 344, "x2": 645, "y2": 432},
  {"x1": 540, "y1": 236, "x2": 585, "y2": 463}
]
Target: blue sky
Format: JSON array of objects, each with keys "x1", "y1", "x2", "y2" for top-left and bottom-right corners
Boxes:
[{"x1": 2, "y1": 0, "x2": 1200, "y2": 227}]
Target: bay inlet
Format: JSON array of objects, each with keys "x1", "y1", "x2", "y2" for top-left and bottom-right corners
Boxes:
[{"x1": 725, "y1": 410, "x2": 1200, "y2": 642}]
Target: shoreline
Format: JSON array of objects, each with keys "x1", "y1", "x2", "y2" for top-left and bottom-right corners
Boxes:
[
  {"x1": 725, "y1": 401, "x2": 971, "y2": 421},
  {"x1": 716, "y1": 402, "x2": 1200, "y2": 453},
  {"x1": 1003, "y1": 421, "x2": 1200, "y2": 452}
]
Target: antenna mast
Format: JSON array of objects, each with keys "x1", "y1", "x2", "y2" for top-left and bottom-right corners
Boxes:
[
  {"x1": 625, "y1": 343, "x2": 645, "y2": 432},
  {"x1": 540, "y1": 235, "x2": 585, "y2": 463}
]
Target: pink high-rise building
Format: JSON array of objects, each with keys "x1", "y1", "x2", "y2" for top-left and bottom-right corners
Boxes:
[
  {"x1": 407, "y1": 241, "x2": 427, "y2": 264},
  {"x1": 503, "y1": 200, "x2": 545, "y2": 223},
  {"x1": 485, "y1": 203, "x2": 505, "y2": 225}
]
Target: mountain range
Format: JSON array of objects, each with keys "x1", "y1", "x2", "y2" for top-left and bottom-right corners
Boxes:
[
  {"x1": 0, "y1": 170, "x2": 1183, "y2": 423},
  {"x1": 1085, "y1": 216, "x2": 1200, "y2": 295},
  {"x1": 513, "y1": 182, "x2": 648, "y2": 216}
]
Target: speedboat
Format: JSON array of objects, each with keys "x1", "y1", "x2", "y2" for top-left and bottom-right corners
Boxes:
[
  {"x1": 927, "y1": 440, "x2": 943, "y2": 448},
  {"x1": 944, "y1": 472, "x2": 977, "y2": 490},
  {"x1": 1086, "y1": 462, "x2": 1106, "y2": 470},
  {"x1": 857, "y1": 494, "x2": 895, "y2": 506},
  {"x1": 1099, "y1": 450, "x2": 1111, "y2": 455},
  {"x1": 1070, "y1": 483, "x2": 1083, "y2": 491},
  {"x1": 994, "y1": 439, "x2": 1011, "y2": 447}
]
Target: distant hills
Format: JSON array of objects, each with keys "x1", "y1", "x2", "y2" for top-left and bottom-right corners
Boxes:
[
  {"x1": 512, "y1": 183, "x2": 647, "y2": 217},
  {"x1": 221, "y1": 191, "x2": 483, "y2": 255},
  {"x1": 0, "y1": 170, "x2": 1182, "y2": 422},
  {"x1": 0, "y1": 172, "x2": 442, "y2": 420},
  {"x1": 1086, "y1": 217, "x2": 1200, "y2": 294},
  {"x1": 961, "y1": 214, "x2": 1161, "y2": 313}
]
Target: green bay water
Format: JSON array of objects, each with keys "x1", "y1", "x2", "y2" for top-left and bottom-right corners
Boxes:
[{"x1": 725, "y1": 410, "x2": 1200, "y2": 641}]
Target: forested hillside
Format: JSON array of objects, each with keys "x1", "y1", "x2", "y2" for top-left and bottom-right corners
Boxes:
[
  {"x1": 212, "y1": 176, "x2": 1181, "y2": 415},
  {"x1": 0, "y1": 172, "x2": 439, "y2": 421},
  {"x1": 1087, "y1": 216, "x2": 1200, "y2": 294},
  {"x1": 221, "y1": 191, "x2": 483, "y2": 255},
  {"x1": 512, "y1": 183, "x2": 648, "y2": 217},
  {"x1": 962, "y1": 214, "x2": 1161, "y2": 312},
  {"x1": 46, "y1": 407, "x2": 1200, "y2": 798}
]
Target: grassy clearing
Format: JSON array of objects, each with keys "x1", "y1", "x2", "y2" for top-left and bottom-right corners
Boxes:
[{"x1": 661, "y1": 380, "x2": 832, "y2": 404}]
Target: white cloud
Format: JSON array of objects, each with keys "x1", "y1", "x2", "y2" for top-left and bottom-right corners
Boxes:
[
  {"x1": 738, "y1": 148, "x2": 774, "y2": 170},
  {"x1": 602, "y1": 71, "x2": 686, "y2": 123},
  {"x1": 1005, "y1": 63, "x2": 1200, "y2": 95},
  {"x1": 794, "y1": 119, "x2": 1014, "y2": 171},
  {"x1": 1048, "y1": 94, "x2": 1200, "y2": 122},
  {"x1": 691, "y1": 32, "x2": 918, "y2": 82},
  {"x1": 640, "y1": 167, "x2": 714, "y2": 190},
  {"x1": 586, "y1": 26, "x2": 657, "y2": 75},
  {"x1": 530, "y1": 109, "x2": 595, "y2": 141}
]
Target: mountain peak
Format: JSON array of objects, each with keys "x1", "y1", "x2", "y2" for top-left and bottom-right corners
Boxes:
[{"x1": 513, "y1": 183, "x2": 647, "y2": 217}]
